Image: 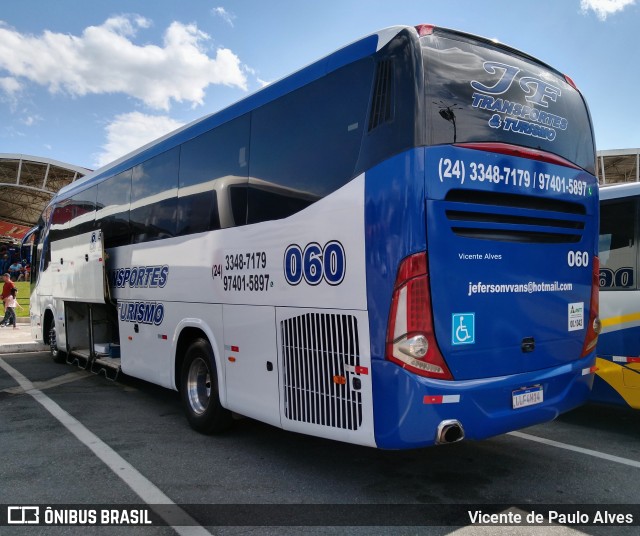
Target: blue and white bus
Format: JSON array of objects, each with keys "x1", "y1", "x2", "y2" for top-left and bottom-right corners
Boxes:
[
  {"x1": 594, "y1": 182, "x2": 640, "y2": 409},
  {"x1": 24, "y1": 24, "x2": 600, "y2": 448}
]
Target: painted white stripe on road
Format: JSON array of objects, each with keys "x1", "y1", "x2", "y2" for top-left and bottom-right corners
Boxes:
[
  {"x1": 509, "y1": 431, "x2": 640, "y2": 469},
  {"x1": 2, "y1": 370, "x2": 90, "y2": 395},
  {"x1": 0, "y1": 357, "x2": 211, "y2": 536}
]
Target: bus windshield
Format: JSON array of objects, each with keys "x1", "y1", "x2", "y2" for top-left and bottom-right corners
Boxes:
[{"x1": 422, "y1": 30, "x2": 596, "y2": 173}]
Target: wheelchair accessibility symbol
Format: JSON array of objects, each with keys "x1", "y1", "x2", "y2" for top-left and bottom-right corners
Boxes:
[{"x1": 452, "y1": 313, "x2": 475, "y2": 345}]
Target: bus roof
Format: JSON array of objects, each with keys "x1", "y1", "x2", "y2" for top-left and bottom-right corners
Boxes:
[
  {"x1": 599, "y1": 181, "x2": 640, "y2": 201},
  {"x1": 56, "y1": 25, "x2": 413, "y2": 201}
]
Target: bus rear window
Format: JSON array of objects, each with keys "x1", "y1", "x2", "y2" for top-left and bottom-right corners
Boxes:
[{"x1": 422, "y1": 32, "x2": 595, "y2": 174}]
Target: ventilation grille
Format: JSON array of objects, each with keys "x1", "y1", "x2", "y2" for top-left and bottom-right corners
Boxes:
[
  {"x1": 368, "y1": 60, "x2": 393, "y2": 131},
  {"x1": 444, "y1": 189, "x2": 586, "y2": 243},
  {"x1": 281, "y1": 313, "x2": 362, "y2": 430}
]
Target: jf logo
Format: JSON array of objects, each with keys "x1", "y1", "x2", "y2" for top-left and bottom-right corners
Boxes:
[{"x1": 452, "y1": 313, "x2": 475, "y2": 345}]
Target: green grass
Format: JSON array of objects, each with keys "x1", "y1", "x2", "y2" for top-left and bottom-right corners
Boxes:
[{"x1": 13, "y1": 281, "x2": 30, "y2": 318}]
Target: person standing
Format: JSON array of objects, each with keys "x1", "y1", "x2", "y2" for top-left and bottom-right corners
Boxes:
[
  {"x1": 0, "y1": 287, "x2": 21, "y2": 328},
  {"x1": 1, "y1": 272, "x2": 16, "y2": 324},
  {"x1": 1, "y1": 273, "x2": 15, "y2": 303}
]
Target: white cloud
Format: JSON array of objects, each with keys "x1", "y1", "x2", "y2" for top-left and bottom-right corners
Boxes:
[
  {"x1": 0, "y1": 15, "x2": 247, "y2": 110},
  {"x1": 212, "y1": 7, "x2": 236, "y2": 27},
  {"x1": 21, "y1": 115, "x2": 42, "y2": 126},
  {"x1": 0, "y1": 76, "x2": 21, "y2": 96},
  {"x1": 95, "y1": 111, "x2": 184, "y2": 168},
  {"x1": 0, "y1": 77, "x2": 22, "y2": 111},
  {"x1": 242, "y1": 65, "x2": 270, "y2": 88},
  {"x1": 102, "y1": 14, "x2": 152, "y2": 36},
  {"x1": 580, "y1": 0, "x2": 637, "y2": 20}
]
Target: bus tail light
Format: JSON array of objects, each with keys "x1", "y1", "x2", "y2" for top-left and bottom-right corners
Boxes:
[
  {"x1": 581, "y1": 256, "x2": 601, "y2": 357},
  {"x1": 386, "y1": 252, "x2": 453, "y2": 380},
  {"x1": 415, "y1": 24, "x2": 435, "y2": 36},
  {"x1": 564, "y1": 74, "x2": 579, "y2": 91}
]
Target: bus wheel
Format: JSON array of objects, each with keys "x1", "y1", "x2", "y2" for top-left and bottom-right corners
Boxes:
[
  {"x1": 49, "y1": 319, "x2": 66, "y2": 364},
  {"x1": 180, "y1": 338, "x2": 232, "y2": 434}
]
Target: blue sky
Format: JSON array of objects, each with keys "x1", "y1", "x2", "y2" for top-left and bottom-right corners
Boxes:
[{"x1": 1, "y1": 0, "x2": 638, "y2": 171}]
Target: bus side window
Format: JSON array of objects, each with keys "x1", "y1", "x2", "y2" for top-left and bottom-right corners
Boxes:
[
  {"x1": 68, "y1": 186, "x2": 97, "y2": 238},
  {"x1": 599, "y1": 199, "x2": 637, "y2": 289},
  {"x1": 49, "y1": 188, "x2": 97, "y2": 243},
  {"x1": 49, "y1": 203, "x2": 68, "y2": 244},
  {"x1": 178, "y1": 114, "x2": 250, "y2": 233},
  {"x1": 41, "y1": 236, "x2": 49, "y2": 272},
  {"x1": 358, "y1": 31, "x2": 423, "y2": 175},
  {"x1": 130, "y1": 147, "x2": 179, "y2": 244},
  {"x1": 96, "y1": 169, "x2": 132, "y2": 249},
  {"x1": 248, "y1": 58, "x2": 374, "y2": 224}
]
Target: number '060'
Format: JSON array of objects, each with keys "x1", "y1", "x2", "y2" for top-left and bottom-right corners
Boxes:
[
  {"x1": 567, "y1": 250, "x2": 589, "y2": 267},
  {"x1": 284, "y1": 241, "x2": 346, "y2": 286}
]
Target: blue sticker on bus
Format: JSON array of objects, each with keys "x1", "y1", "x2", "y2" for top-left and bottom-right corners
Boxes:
[{"x1": 452, "y1": 313, "x2": 475, "y2": 345}]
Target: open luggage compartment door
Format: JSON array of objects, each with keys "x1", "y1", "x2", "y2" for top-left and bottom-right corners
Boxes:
[{"x1": 50, "y1": 229, "x2": 108, "y2": 303}]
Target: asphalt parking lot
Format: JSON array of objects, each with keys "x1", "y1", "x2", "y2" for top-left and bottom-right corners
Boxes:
[{"x1": 1, "y1": 350, "x2": 639, "y2": 535}]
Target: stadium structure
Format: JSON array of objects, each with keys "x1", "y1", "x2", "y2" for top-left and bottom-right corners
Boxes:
[
  {"x1": 0, "y1": 154, "x2": 89, "y2": 249},
  {"x1": 598, "y1": 148, "x2": 640, "y2": 186}
]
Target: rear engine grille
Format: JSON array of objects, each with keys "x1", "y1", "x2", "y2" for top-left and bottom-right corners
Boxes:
[
  {"x1": 444, "y1": 189, "x2": 586, "y2": 243},
  {"x1": 281, "y1": 313, "x2": 362, "y2": 430}
]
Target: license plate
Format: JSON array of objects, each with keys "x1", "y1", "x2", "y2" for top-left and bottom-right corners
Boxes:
[{"x1": 512, "y1": 385, "x2": 543, "y2": 409}]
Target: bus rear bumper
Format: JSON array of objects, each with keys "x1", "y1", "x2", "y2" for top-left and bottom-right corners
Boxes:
[{"x1": 372, "y1": 354, "x2": 595, "y2": 449}]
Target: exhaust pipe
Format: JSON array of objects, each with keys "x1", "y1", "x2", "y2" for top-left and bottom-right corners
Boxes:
[{"x1": 436, "y1": 419, "x2": 465, "y2": 445}]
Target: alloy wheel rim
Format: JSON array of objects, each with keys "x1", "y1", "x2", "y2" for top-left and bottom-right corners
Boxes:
[{"x1": 187, "y1": 357, "x2": 211, "y2": 415}]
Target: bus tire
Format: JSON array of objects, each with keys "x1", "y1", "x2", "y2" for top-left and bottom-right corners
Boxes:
[
  {"x1": 180, "y1": 338, "x2": 232, "y2": 434},
  {"x1": 49, "y1": 319, "x2": 66, "y2": 364}
]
